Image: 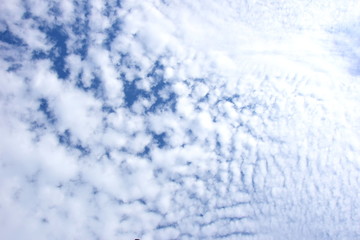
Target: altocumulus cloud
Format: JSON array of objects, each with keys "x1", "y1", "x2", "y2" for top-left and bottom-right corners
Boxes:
[{"x1": 1, "y1": 0, "x2": 360, "y2": 239}]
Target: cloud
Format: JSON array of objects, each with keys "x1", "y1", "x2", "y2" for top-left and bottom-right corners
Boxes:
[{"x1": 1, "y1": 0, "x2": 360, "y2": 239}]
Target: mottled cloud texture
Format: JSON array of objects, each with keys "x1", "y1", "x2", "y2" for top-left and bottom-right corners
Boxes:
[{"x1": 1, "y1": 0, "x2": 360, "y2": 239}]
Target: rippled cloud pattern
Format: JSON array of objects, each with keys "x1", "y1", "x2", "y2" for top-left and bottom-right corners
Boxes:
[{"x1": 1, "y1": 0, "x2": 360, "y2": 239}]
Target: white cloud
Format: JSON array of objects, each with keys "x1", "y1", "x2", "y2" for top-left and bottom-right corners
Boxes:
[{"x1": 1, "y1": 0, "x2": 360, "y2": 239}]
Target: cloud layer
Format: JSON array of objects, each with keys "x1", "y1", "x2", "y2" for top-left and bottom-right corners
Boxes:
[{"x1": 1, "y1": 0, "x2": 360, "y2": 239}]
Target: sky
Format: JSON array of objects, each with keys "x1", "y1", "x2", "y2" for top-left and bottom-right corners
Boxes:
[{"x1": 1, "y1": 0, "x2": 360, "y2": 239}]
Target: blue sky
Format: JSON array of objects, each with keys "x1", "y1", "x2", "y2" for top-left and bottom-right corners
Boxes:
[{"x1": 1, "y1": 0, "x2": 360, "y2": 239}]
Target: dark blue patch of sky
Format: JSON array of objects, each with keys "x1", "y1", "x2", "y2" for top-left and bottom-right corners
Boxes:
[
  {"x1": 0, "y1": 28, "x2": 26, "y2": 46},
  {"x1": 38, "y1": 98, "x2": 57, "y2": 124}
]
